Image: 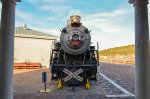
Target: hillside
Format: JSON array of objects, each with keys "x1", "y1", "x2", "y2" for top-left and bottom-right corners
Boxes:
[{"x1": 99, "y1": 44, "x2": 135, "y2": 56}]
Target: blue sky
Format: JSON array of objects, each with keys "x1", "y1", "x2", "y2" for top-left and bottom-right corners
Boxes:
[{"x1": 1, "y1": 0, "x2": 148, "y2": 50}]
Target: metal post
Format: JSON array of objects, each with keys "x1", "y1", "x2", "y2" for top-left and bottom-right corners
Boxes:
[
  {"x1": 44, "y1": 81, "x2": 46, "y2": 91},
  {"x1": 0, "y1": 0, "x2": 20, "y2": 99},
  {"x1": 129, "y1": 0, "x2": 150, "y2": 99},
  {"x1": 42, "y1": 72, "x2": 47, "y2": 91}
]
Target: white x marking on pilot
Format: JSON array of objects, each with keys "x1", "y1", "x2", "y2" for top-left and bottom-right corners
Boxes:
[{"x1": 63, "y1": 68, "x2": 83, "y2": 82}]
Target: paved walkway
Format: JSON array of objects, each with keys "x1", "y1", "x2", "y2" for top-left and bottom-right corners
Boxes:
[{"x1": 13, "y1": 69, "x2": 106, "y2": 99}]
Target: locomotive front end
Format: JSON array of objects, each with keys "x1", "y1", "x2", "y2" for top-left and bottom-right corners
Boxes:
[
  {"x1": 50, "y1": 15, "x2": 99, "y2": 90},
  {"x1": 60, "y1": 15, "x2": 91, "y2": 55}
]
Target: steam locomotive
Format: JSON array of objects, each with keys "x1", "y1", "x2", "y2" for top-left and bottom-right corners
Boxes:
[{"x1": 50, "y1": 15, "x2": 99, "y2": 90}]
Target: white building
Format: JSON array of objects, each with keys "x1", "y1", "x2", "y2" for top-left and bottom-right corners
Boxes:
[{"x1": 14, "y1": 24, "x2": 58, "y2": 68}]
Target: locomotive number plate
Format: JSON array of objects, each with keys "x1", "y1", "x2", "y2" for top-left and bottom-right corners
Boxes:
[{"x1": 63, "y1": 68, "x2": 83, "y2": 82}]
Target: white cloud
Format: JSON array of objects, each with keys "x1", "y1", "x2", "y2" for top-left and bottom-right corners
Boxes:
[
  {"x1": 16, "y1": 10, "x2": 34, "y2": 21},
  {"x1": 15, "y1": 10, "x2": 47, "y2": 28},
  {"x1": 81, "y1": 8, "x2": 134, "y2": 50},
  {"x1": 47, "y1": 13, "x2": 65, "y2": 21},
  {"x1": 68, "y1": 10, "x2": 81, "y2": 16},
  {"x1": 40, "y1": 5, "x2": 69, "y2": 12},
  {"x1": 33, "y1": 7, "x2": 134, "y2": 50},
  {"x1": 86, "y1": 9, "x2": 131, "y2": 19},
  {"x1": 31, "y1": 27, "x2": 60, "y2": 39},
  {"x1": 15, "y1": 2, "x2": 135, "y2": 50},
  {"x1": 28, "y1": 7, "x2": 134, "y2": 50},
  {"x1": 28, "y1": 0, "x2": 64, "y2": 3}
]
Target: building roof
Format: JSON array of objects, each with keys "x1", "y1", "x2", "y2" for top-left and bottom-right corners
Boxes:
[{"x1": 15, "y1": 24, "x2": 58, "y2": 40}]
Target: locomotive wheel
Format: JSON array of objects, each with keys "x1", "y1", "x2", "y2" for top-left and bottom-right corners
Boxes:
[
  {"x1": 85, "y1": 79, "x2": 90, "y2": 90},
  {"x1": 57, "y1": 79, "x2": 63, "y2": 90}
]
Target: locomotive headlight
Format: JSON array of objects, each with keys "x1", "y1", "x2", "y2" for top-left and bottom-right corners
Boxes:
[{"x1": 72, "y1": 34, "x2": 79, "y2": 41}]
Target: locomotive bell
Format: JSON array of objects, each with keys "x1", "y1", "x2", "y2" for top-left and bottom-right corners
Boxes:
[{"x1": 70, "y1": 15, "x2": 81, "y2": 27}]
